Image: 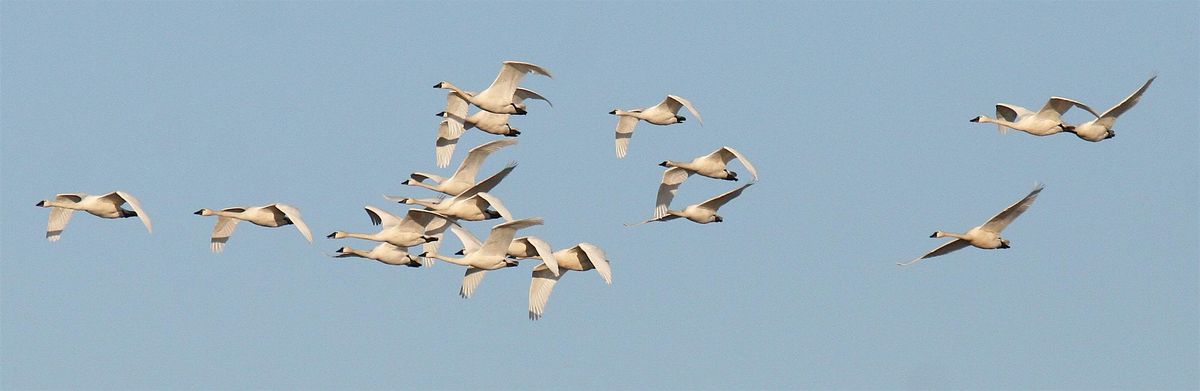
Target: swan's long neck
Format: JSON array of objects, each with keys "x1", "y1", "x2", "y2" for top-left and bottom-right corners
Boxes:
[
  {"x1": 40, "y1": 200, "x2": 82, "y2": 210},
  {"x1": 933, "y1": 230, "x2": 968, "y2": 240},
  {"x1": 335, "y1": 232, "x2": 380, "y2": 241},
  {"x1": 426, "y1": 253, "x2": 470, "y2": 267},
  {"x1": 404, "y1": 199, "x2": 439, "y2": 209},
  {"x1": 405, "y1": 181, "x2": 441, "y2": 192},
  {"x1": 975, "y1": 116, "x2": 1017, "y2": 129},
  {"x1": 336, "y1": 248, "x2": 369, "y2": 258},
  {"x1": 438, "y1": 82, "x2": 473, "y2": 100}
]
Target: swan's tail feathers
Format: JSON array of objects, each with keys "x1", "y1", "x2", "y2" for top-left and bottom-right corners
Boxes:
[{"x1": 897, "y1": 257, "x2": 923, "y2": 267}]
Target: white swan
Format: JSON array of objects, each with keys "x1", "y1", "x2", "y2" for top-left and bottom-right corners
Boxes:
[
  {"x1": 1061, "y1": 75, "x2": 1156, "y2": 142},
  {"x1": 628, "y1": 183, "x2": 754, "y2": 225},
  {"x1": 419, "y1": 217, "x2": 544, "y2": 298},
  {"x1": 660, "y1": 146, "x2": 759, "y2": 182},
  {"x1": 37, "y1": 191, "x2": 152, "y2": 241},
  {"x1": 326, "y1": 206, "x2": 456, "y2": 249},
  {"x1": 331, "y1": 243, "x2": 426, "y2": 268},
  {"x1": 434, "y1": 61, "x2": 552, "y2": 115},
  {"x1": 611, "y1": 95, "x2": 703, "y2": 158},
  {"x1": 386, "y1": 163, "x2": 517, "y2": 222},
  {"x1": 437, "y1": 88, "x2": 551, "y2": 141},
  {"x1": 899, "y1": 183, "x2": 1044, "y2": 266},
  {"x1": 528, "y1": 243, "x2": 611, "y2": 320},
  {"x1": 407, "y1": 139, "x2": 518, "y2": 196},
  {"x1": 970, "y1": 97, "x2": 1083, "y2": 136},
  {"x1": 447, "y1": 225, "x2": 560, "y2": 291},
  {"x1": 194, "y1": 203, "x2": 312, "y2": 253}
]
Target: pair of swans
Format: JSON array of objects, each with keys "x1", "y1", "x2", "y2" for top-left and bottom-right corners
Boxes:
[
  {"x1": 435, "y1": 89, "x2": 550, "y2": 168},
  {"x1": 627, "y1": 146, "x2": 759, "y2": 225},
  {"x1": 971, "y1": 75, "x2": 1155, "y2": 141}
]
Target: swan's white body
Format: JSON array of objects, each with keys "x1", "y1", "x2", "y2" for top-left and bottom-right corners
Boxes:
[
  {"x1": 332, "y1": 243, "x2": 426, "y2": 268},
  {"x1": 630, "y1": 183, "x2": 753, "y2": 225},
  {"x1": 612, "y1": 95, "x2": 703, "y2": 158},
  {"x1": 408, "y1": 139, "x2": 517, "y2": 196},
  {"x1": 661, "y1": 146, "x2": 759, "y2": 182},
  {"x1": 434, "y1": 61, "x2": 552, "y2": 115},
  {"x1": 1062, "y1": 75, "x2": 1156, "y2": 142},
  {"x1": 450, "y1": 225, "x2": 559, "y2": 277},
  {"x1": 194, "y1": 203, "x2": 312, "y2": 252},
  {"x1": 387, "y1": 163, "x2": 516, "y2": 222},
  {"x1": 421, "y1": 218, "x2": 544, "y2": 298},
  {"x1": 438, "y1": 88, "x2": 551, "y2": 148},
  {"x1": 37, "y1": 191, "x2": 152, "y2": 241},
  {"x1": 326, "y1": 206, "x2": 456, "y2": 252},
  {"x1": 528, "y1": 243, "x2": 611, "y2": 320},
  {"x1": 970, "y1": 97, "x2": 1083, "y2": 136},
  {"x1": 899, "y1": 183, "x2": 1044, "y2": 266}
]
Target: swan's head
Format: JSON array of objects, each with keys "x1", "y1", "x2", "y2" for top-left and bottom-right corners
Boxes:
[
  {"x1": 969, "y1": 116, "x2": 985, "y2": 123},
  {"x1": 1105, "y1": 130, "x2": 1115, "y2": 139},
  {"x1": 658, "y1": 161, "x2": 670, "y2": 167},
  {"x1": 608, "y1": 109, "x2": 618, "y2": 115},
  {"x1": 36, "y1": 200, "x2": 46, "y2": 207},
  {"x1": 454, "y1": 248, "x2": 465, "y2": 255},
  {"x1": 724, "y1": 170, "x2": 738, "y2": 181},
  {"x1": 434, "y1": 111, "x2": 446, "y2": 117},
  {"x1": 929, "y1": 231, "x2": 943, "y2": 238},
  {"x1": 998, "y1": 239, "x2": 1011, "y2": 249},
  {"x1": 326, "y1": 232, "x2": 343, "y2": 239},
  {"x1": 675, "y1": 115, "x2": 686, "y2": 123},
  {"x1": 433, "y1": 81, "x2": 449, "y2": 89},
  {"x1": 402, "y1": 179, "x2": 413, "y2": 185},
  {"x1": 336, "y1": 246, "x2": 351, "y2": 253},
  {"x1": 418, "y1": 252, "x2": 430, "y2": 257},
  {"x1": 193, "y1": 209, "x2": 213, "y2": 216},
  {"x1": 485, "y1": 210, "x2": 503, "y2": 220}
]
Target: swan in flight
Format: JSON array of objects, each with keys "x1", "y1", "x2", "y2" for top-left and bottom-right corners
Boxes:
[
  {"x1": 899, "y1": 183, "x2": 1044, "y2": 267},
  {"x1": 419, "y1": 217, "x2": 544, "y2": 298},
  {"x1": 408, "y1": 139, "x2": 518, "y2": 196},
  {"x1": 660, "y1": 146, "x2": 759, "y2": 182},
  {"x1": 433, "y1": 89, "x2": 547, "y2": 167},
  {"x1": 36, "y1": 191, "x2": 152, "y2": 241},
  {"x1": 628, "y1": 183, "x2": 754, "y2": 225},
  {"x1": 528, "y1": 243, "x2": 611, "y2": 320},
  {"x1": 194, "y1": 203, "x2": 312, "y2": 252},
  {"x1": 434, "y1": 61, "x2": 552, "y2": 115},
  {"x1": 447, "y1": 225, "x2": 561, "y2": 297},
  {"x1": 331, "y1": 243, "x2": 427, "y2": 268},
  {"x1": 326, "y1": 206, "x2": 455, "y2": 247},
  {"x1": 970, "y1": 97, "x2": 1084, "y2": 136},
  {"x1": 611, "y1": 95, "x2": 703, "y2": 158},
  {"x1": 386, "y1": 163, "x2": 517, "y2": 222},
  {"x1": 1061, "y1": 75, "x2": 1156, "y2": 142}
]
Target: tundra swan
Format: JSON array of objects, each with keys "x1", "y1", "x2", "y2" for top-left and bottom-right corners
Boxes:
[
  {"x1": 611, "y1": 95, "x2": 702, "y2": 158},
  {"x1": 434, "y1": 61, "x2": 552, "y2": 115},
  {"x1": 419, "y1": 218, "x2": 544, "y2": 298},
  {"x1": 628, "y1": 183, "x2": 753, "y2": 225},
  {"x1": 899, "y1": 183, "x2": 1044, "y2": 266},
  {"x1": 194, "y1": 203, "x2": 312, "y2": 252},
  {"x1": 528, "y1": 243, "x2": 611, "y2": 320},
  {"x1": 447, "y1": 225, "x2": 560, "y2": 298},
  {"x1": 332, "y1": 243, "x2": 427, "y2": 268},
  {"x1": 407, "y1": 139, "x2": 518, "y2": 196},
  {"x1": 36, "y1": 191, "x2": 152, "y2": 241},
  {"x1": 659, "y1": 146, "x2": 759, "y2": 182}
]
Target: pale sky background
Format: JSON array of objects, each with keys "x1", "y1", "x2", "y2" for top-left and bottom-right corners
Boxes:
[{"x1": 2, "y1": 2, "x2": 1198, "y2": 389}]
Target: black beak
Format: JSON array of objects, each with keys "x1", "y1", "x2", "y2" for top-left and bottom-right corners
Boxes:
[
  {"x1": 929, "y1": 232, "x2": 938, "y2": 238},
  {"x1": 432, "y1": 82, "x2": 442, "y2": 88},
  {"x1": 36, "y1": 201, "x2": 45, "y2": 207},
  {"x1": 418, "y1": 252, "x2": 429, "y2": 257},
  {"x1": 969, "y1": 116, "x2": 981, "y2": 123},
  {"x1": 423, "y1": 236, "x2": 439, "y2": 242},
  {"x1": 658, "y1": 161, "x2": 669, "y2": 167},
  {"x1": 454, "y1": 249, "x2": 465, "y2": 255},
  {"x1": 608, "y1": 110, "x2": 617, "y2": 115},
  {"x1": 326, "y1": 232, "x2": 336, "y2": 238},
  {"x1": 193, "y1": 209, "x2": 203, "y2": 215},
  {"x1": 434, "y1": 111, "x2": 446, "y2": 117}
]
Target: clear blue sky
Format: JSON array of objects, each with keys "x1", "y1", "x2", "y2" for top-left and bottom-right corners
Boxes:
[{"x1": 3, "y1": 2, "x2": 1197, "y2": 389}]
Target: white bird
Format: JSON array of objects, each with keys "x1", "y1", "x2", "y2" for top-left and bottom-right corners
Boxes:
[
  {"x1": 36, "y1": 191, "x2": 152, "y2": 241},
  {"x1": 407, "y1": 139, "x2": 518, "y2": 196},
  {"x1": 528, "y1": 243, "x2": 611, "y2": 320},
  {"x1": 1061, "y1": 75, "x2": 1156, "y2": 142},
  {"x1": 611, "y1": 95, "x2": 702, "y2": 158},
  {"x1": 899, "y1": 183, "x2": 1044, "y2": 267},
  {"x1": 386, "y1": 163, "x2": 517, "y2": 222},
  {"x1": 194, "y1": 203, "x2": 312, "y2": 253},
  {"x1": 447, "y1": 225, "x2": 561, "y2": 296},
  {"x1": 437, "y1": 88, "x2": 551, "y2": 138},
  {"x1": 628, "y1": 183, "x2": 754, "y2": 226},
  {"x1": 434, "y1": 61, "x2": 553, "y2": 115},
  {"x1": 420, "y1": 218, "x2": 544, "y2": 298},
  {"x1": 659, "y1": 146, "x2": 759, "y2": 182},
  {"x1": 326, "y1": 206, "x2": 457, "y2": 251},
  {"x1": 331, "y1": 243, "x2": 427, "y2": 268},
  {"x1": 969, "y1": 97, "x2": 1082, "y2": 136}
]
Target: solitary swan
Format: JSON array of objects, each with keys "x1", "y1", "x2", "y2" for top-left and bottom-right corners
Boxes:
[
  {"x1": 434, "y1": 61, "x2": 553, "y2": 115},
  {"x1": 528, "y1": 243, "x2": 611, "y2": 320},
  {"x1": 37, "y1": 191, "x2": 152, "y2": 241},
  {"x1": 408, "y1": 139, "x2": 518, "y2": 196},
  {"x1": 628, "y1": 183, "x2": 754, "y2": 226},
  {"x1": 331, "y1": 243, "x2": 426, "y2": 268},
  {"x1": 970, "y1": 97, "x2": 1083, "y2": 136},
  {"x1": 660, "y1": 146, "x2": 759, "y2": 182},
  {"x1": 419, "y1": 217, "x2": 544, "y2": 298},
  {"x1": 611, "y1": 95, "x2": 703, "y2": 158},
  {"x1": 1060, "y1": 75, "x2": 1156, "y2": 142},
  {"x1": 899, "y1": 183, "x2": 1044, "y2": 267},
  {"x1": 451, "y1": 224, "x2": 561, "y2": 297},
  {"x1": 194, "y1": 203, "x2": 312, "y2": 253}
]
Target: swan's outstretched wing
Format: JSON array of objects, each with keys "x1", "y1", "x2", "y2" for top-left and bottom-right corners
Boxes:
[
  {"x1": 447, "y1": 139, "x2": 518, "y2": 185},
  {"x1": 436, "y1": 120, "x2": 463, "y2": 169},
  {"x1": 271, "y1": 204, "x2": 313, "y2": 243},
  {"x1": 397, "y1": 209, "x2": 459, "y2": 234},
  {"x1": 655, "y1": 95, "x2": 703, "y2": 125},
  {"x1": 409, "y1": 172, "x2": 447, "y2": 184},
  {"x1": 981, "y1": 183, "x2": 1044, "y2": 233},
  {"x1": 698, "y1": 183, "x2": 754, "y2": 211},
  {"x1": 441, "y1": 91, "x2": 470, "y2": 125},
  {"x1": 454, "y1": 161, "x2": 516, "y2": 200},
  {"x1": 577, "y1": 243, "x2": 612, "y2": 284},
  {"x1": 656, "y1": 167, "x2": 690, "y2": 219},
  {"x1": 898, "y1": 239, "x2": 970, "y2": 266},
  {"x1": 210, "y1": 216, "x2": 240, "y2": 253},
  {"x1": 109, "y1": 191, "x2": 153, "y2": 233},
  {"x1": 1050, "y1": 96, "x2": 1100, "y2": 118},
  {"x1": 994, "y1": 103, "x2": 1033, "y2": 134},
  {"x1": 1037, "y1": 97, "x2": 1079, "y2": 120},
  {"x1": 44, "y1": 193, "x2": 84, "y2": 241},
  {"x1": 364, "y1": 205, "x2": 404, "y2": 228},
  {"x1": 480, "y1": 218, "x2": 543, "y2": 257},
  {"x1": 475, "y1": 61, "x2": 553, "y2": 108},
  {"x1": 1097, "y1": 75, "x2": 1156, "y2": 128},
  {"x1": 625, "y1": 214, "x2": 681, "y2": 227},
  {"x1": 515, "y1": 236, "x2": 558, "y2": 276},
  {"x1": 514, "y1": 87, "x2": 552, "y2": 107},
  {"x1": 528, "y1": 263, "x2": 562, "y2": 320},
  {"x1": 474, "y1": 192, "x2": 515, "y2": 222},
  {"x1": 614, "y1": 114, "x2": 639, "y2": 158},
  {"x1": 711, "y1": 146, "x2": 759, "y2": 181},
  {"x1": 460, "y1": 267, "x2": 488, "y2": 299},
  {"x1": 449, "y1": 225, "x2": 483, "y2": 255}
]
